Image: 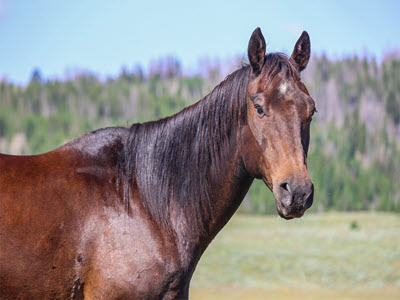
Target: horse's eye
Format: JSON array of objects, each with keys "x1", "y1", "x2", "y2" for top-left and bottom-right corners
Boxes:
[{"x1": 254, "y1": 104, "x2": 264, "y2": 115}]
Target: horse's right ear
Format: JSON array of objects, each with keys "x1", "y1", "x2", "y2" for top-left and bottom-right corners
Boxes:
[{"x1": 248, "y1": 27, "x2": 266, "y2": 77}]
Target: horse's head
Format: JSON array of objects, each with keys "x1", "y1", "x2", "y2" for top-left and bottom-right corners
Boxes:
[{"x1": 243, "y1": 28, "x2": 315, "y2": 220}]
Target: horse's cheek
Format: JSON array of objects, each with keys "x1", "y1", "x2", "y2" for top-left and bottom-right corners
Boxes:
[{"x1": 241, "y1": 127, "x2": 264, "y2": 179}]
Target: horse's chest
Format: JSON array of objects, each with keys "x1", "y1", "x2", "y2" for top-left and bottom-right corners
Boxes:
[{"x1": 80, "y1": 210, "x2": 183, "y2": 298}]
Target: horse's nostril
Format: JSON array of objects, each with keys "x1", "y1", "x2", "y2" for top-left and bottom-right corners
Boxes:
[
  {"x1": 305, "y1": 193, "x2": 313, "y2": 209},
  {"x1": 304, "y1": 184, "x2": 314, "y2": 209},
  {"x1": 280, "y1": 182, "x2": 290, "y2": 193},
  {"x1": 279, "y1": 181, "x2": 292, "y2": 208}
]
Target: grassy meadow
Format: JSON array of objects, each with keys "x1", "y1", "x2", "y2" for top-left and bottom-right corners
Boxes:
[{"x1": 190, "y1": 212, "x2": 400, "y2": 299}]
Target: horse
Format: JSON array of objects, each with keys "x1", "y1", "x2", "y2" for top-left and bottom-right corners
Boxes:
[{"x1": 0, "y1": 27, "x2": 315, "y2": 299}]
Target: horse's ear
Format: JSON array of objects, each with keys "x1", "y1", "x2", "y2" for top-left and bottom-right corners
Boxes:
[
  {"x1": 291, "y1": 31, "x2": 311, "y2": 72},
  {"x1": 248, "y1": 27, "x2": 266, "y2": 77}
]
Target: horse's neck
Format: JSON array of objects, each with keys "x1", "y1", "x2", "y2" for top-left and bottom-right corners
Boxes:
[
  {"x1": 127, "y1": 66, "x2": 251, "y2": 272},
  {"x1": 205, "y1": 140, "x2": 254, "y2": 239},
  {"x1": 170, "y1": 129, "x2": 253, "y2": 271}
]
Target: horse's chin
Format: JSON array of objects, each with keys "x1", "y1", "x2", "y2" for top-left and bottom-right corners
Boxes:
[{"x1": 275, "y1": 202, "x2": 304, "y2": 220}]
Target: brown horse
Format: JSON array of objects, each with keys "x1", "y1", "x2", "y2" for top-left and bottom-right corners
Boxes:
[{"x1": 0, "y1": 28, "x2": 315, "y2": 299}]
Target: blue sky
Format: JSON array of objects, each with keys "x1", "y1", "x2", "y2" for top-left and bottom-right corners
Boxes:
[{"x1": 0, "y1": 0, "x2": 399, "y2": 84}]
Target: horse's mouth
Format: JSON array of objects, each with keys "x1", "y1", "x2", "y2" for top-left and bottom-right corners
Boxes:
[{"x1": 275, "y1": 202, "x2": 304, "y2": 220}]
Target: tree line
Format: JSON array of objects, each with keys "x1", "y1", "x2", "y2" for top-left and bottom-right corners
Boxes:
[{"x1": 0, "y1": 53, "x2": 399, "y2": 213}]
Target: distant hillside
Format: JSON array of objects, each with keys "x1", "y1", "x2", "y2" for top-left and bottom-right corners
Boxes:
[{"x1": 1, "y1": 53, "x2": 399, "y2": 213}]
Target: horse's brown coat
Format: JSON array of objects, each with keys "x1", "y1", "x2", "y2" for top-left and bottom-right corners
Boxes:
[{"x1": 0, "y1": 28, "x2": 314, "y2": 299}]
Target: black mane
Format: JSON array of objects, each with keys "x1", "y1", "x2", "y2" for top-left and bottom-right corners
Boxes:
[{"x1": 118, "y1": 53, "x2": 294, "y2": 234}]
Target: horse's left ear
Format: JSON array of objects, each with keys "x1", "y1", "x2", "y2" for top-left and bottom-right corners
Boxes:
[
  {"x1": 248, "y1": 27, "x2": 266, "y2": 77},
  {"x1": 290, "y1": 31, "x2": 311, "y2": 72}
]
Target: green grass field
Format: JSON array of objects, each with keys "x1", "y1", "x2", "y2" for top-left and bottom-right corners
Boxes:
[{"x1": 190, "y1": 213, "x2": 400, "y2": 299}]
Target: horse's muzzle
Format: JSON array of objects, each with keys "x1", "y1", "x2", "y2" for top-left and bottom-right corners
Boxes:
[{"x1": 276, "y1": 179, "x2": 314, "y2": 219}]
